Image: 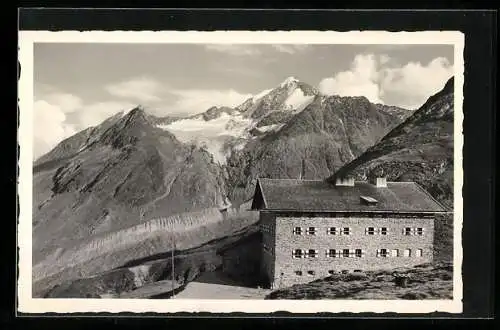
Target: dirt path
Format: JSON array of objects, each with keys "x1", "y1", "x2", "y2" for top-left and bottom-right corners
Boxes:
[{"x1": 174, "y1": 271, "x2": 271, "y2": 299}]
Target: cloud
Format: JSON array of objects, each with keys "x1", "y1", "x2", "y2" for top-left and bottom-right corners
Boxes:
[
  {"x1": 319, "y1": 54, "x2": 384, "y2": 104},
  {"x1": 381, "y1": 57, "x2": 454, "y2": 109},
  {"x1": 169, "y1": 88, "x2": 253, "y2": 114},
  {"x1": 211, "y1": 63, "x2": 263, "y2": 77},
  {"x1": 33, "y1": 99, "x2": 78, "y2": 160},
  {"x1": 42, "y1": 92, "x2": 83, "y2": 113},
  {"x1": 204, "y1": 44, "x2": 262, "y2": 56},
  {"x1": 271, "y1": 44, "x2": 310, "y2": 54},
  {"x1": 318, "y1": 54, "x2": 454, "y2": 109},
  {"x1": 105, "y1": 77, "x2": 163, "y2": 102},
  {"x1": 33, "y1": 80, "x2": 255, "y2": 158},
  {"x1": 72, "y1": 101, "x2": 136, "y2": 130}
]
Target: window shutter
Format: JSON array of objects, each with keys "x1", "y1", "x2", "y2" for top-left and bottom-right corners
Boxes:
[
  {"x1": 376, "y1": 249, "x2": 381, "y2": 257},
  {"x1": 365, "y1": 228, "x2": 368, "y2": 235}
]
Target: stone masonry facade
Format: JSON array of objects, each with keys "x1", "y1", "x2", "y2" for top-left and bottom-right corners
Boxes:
[
  {"x1": 260, "y1": 211, "x2": 434, "y2": 289},
  {"x1": 260, "y1": 212, "x2": 276, "y2": 285}
]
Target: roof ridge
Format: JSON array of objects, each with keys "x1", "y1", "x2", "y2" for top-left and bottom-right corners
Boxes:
[
  {"x1": 259, "y1": 178, "x2": 324, "y2": 182},
  {"x1": 261, "y1": 208, "x2": 451, "y2": 214},
  {"x1": 256, "y1": 178, "x2": 420, "y2": 184},
  {"x1": 412, "y1": 182, "x2": 450, "y2": 212},
  {"x1": 256, "y1": 178, "x2": 269, "y2": 208}
]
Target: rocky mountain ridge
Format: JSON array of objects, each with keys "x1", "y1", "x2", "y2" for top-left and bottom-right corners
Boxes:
[
  {"x1": 33, "y1": 107, "x2": 229, "y2": 265},
  {"x1": 330, "y1": 77, "x2": 454, "y2": 209}
]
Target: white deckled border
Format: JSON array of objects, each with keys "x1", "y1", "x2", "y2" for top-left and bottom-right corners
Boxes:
[{"x1": 17, "y1": 30, "x2": 465, "y2": 314}]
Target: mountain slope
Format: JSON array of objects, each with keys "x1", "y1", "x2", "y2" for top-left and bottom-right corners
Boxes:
[
  {"x1": 33, "y1": 107, "x2": 228, "y2": 264},
  {"x1": 32, "y1": 77, "x2": 414, "y2": 294},
  {"x1": 155, "y1": 77, "x2": 322, "y2": 164},
  {"x1": 226, "y1": 93, "x2": 408, "y2": 203},
  {"x1": 155, "y1": 77, "x2": 410, "y2": 203},
  {"x1": 329, "y1": 77, "x2": 454, "y2": 209}
]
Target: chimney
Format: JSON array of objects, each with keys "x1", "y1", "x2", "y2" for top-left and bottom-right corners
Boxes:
[
  {"x1": 299, "y1": 159, "x2": 306, "y2": 180},
  {"x1": 335, "y1": 176, "x2": 355, "y2": 187},
  {"x1": 369, "y1": 177, "x2": 387, "y2": 188}
]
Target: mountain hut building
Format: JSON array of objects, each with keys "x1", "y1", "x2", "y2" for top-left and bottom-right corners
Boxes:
[{"x1": 250, "y1": 176, "x2": 449, "y2": 289}]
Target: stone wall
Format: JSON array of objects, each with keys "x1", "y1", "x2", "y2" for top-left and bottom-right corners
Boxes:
[
  {"x1": 271, "y1": 214, "x2": 434, "y2": 289},
  {"x1": 259, "y1": 211, "x2": 276, "y2": 287}
]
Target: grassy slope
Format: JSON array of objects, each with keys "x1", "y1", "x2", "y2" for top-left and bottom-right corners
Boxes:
[{"x1": 266, "y1": 262, "x2": 453, "y2": 300}]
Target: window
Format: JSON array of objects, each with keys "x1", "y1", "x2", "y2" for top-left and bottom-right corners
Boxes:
[
  {"x1": 415, "y1": 249, "x2": 423, "y2": 257},
  {"x1": 391, "y1": 249, "x2": 399, "y2": 257},
  {"x1": 377, "y1": 249, "x2": 388, "y2": 257},
  {"x1": 292, "y1": 249, "x2": 303, "y2": 258},
  {"x1": 306, "y1": 249, "x2": 318, "y2": 258},
  {"x1": 328, "y1": 270, "x2": 336, "y2": 275},
  {"x1": 342, "y1": 249, "x2": 350, "y2": 258},
  {"x1": 380, "y1": 227, "x2": 388, "y2": 235},
  {"x1": 295, "y1": 271, "x2": 302, "y2": 276},
  {"x1": 293, "y1": 227, "x2": 302, "y2": 235},
  {"x1": 355, "y1": 249, "x2": 363, "y2": 258},
  {"x1": 263, "y1": 243, "x2": 270, "y2": 252},
  {"x1": 328, "y1": 227, "x2": 339, "y2": 235},
  {"x1": 342, "y1": 227, "x2": 351, "y2": 235},
  {"x1": 403, "y1": 249, "x2": 411, "y2": 257},
  {"x1": 403, "y1": 227, "x2": 425, "y2": 236},
  {"x1": 307, "y1": 227, "x2": 317, "y2": 235},
  {"x1": 307, "y1": 270, "x2": 315, "y2": 276},
  {"x1": 360, "y1": 195, "x2": 378, "y2": 205},
  {"x1": 327, "y1": 249, "x2": 338, "y2": 258},
  {"x1": 366, "y1": 227, "x2": 376, "y2": 235}
]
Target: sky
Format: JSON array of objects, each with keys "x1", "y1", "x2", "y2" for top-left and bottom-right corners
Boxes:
[{"x1": 33, "y1": 43, "x2": 454, "y2": 160}]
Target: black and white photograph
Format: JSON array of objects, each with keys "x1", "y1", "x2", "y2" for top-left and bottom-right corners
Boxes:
[{"x1": 17, "y1": 31, "x2": 464, "y2": 314}]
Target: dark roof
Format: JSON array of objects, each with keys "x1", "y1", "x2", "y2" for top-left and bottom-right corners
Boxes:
[{"x1": 251, "y1": 178, "x2": 447, "y2": 213}]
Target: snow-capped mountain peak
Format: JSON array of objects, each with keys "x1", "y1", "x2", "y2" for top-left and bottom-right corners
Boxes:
[
  {"x1": 157, "y1": 77, "x2": 319, "y2": 164},
  {"x1": 280, "y1": 76, "x2": 299, "y2": 88},
  {"x1": 252, "y1": 88, "x2": 273, "y2": 102}
]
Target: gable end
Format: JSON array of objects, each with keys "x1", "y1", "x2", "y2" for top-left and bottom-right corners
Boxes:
[{"x1": 251, "y1": 179, "x2": 267, "y2": 210}]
